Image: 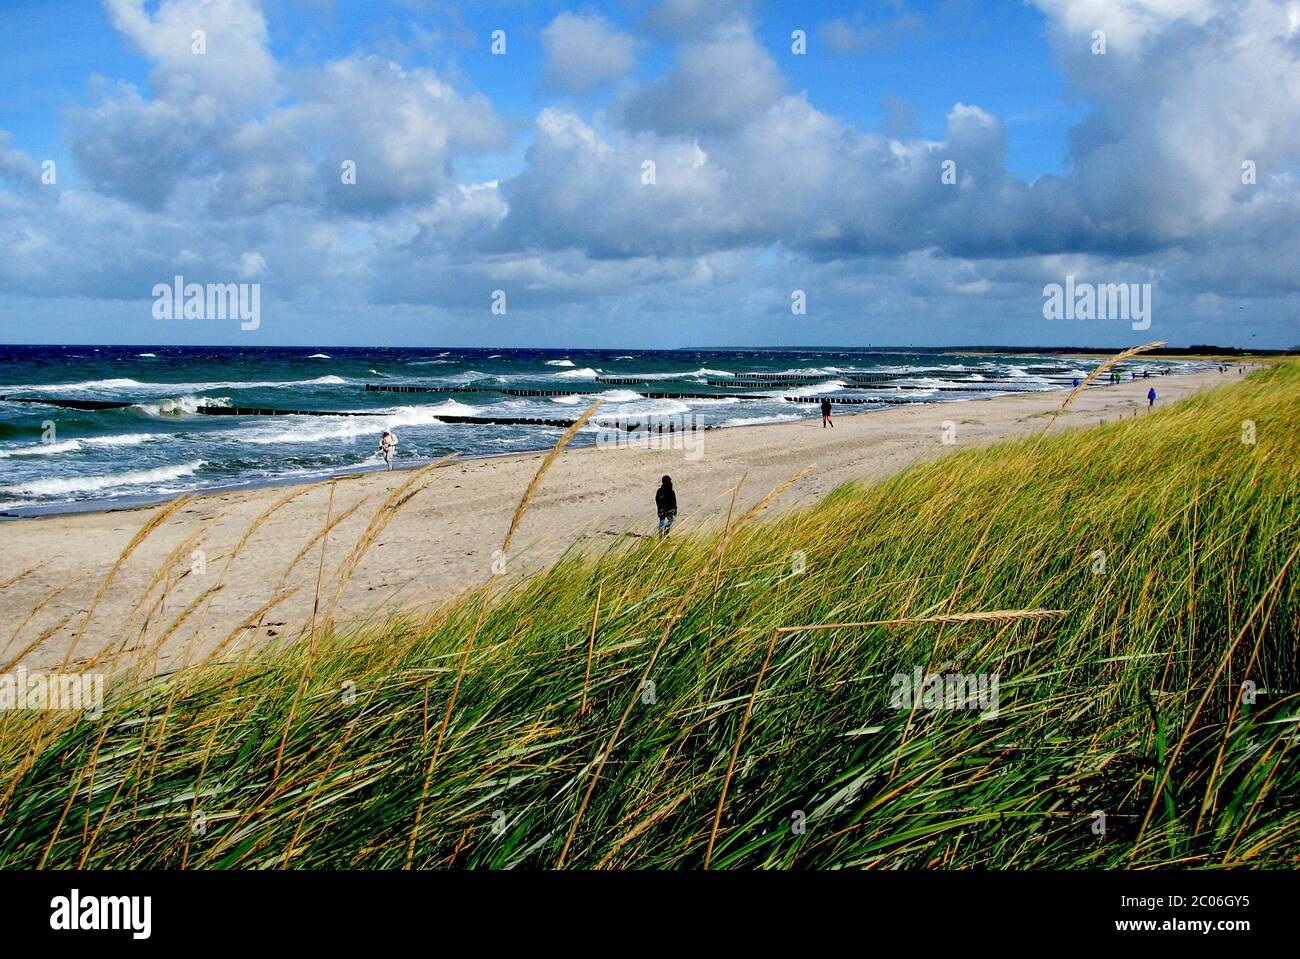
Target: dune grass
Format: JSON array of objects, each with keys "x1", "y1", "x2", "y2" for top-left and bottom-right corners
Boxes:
[{"x1": 0, "y1": 363, "x2": 1296, "y2": 869}]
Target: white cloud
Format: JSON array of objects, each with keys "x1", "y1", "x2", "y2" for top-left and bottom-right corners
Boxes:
[
  {"x1": 1031, "y1": 0, "x2": 1220, "y2": 53},
  {"x1": 309, "y1": 57, "x2": 510, "y2": 213},
  {"x1": 237, "y1": 251, "x2": 267, "y2": 279},
  {"x1": 541, "y1": 13, "x2": 638, "y2": 96},
  {"x1": 616, "y1": 21, "x2": 784, "y2": 135},
  {"x1": 105, "y1": 0, "x2": 277, "y2": 108}
]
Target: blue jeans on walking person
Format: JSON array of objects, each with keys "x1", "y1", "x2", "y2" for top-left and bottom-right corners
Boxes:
[{"x1": 658, "y1": 513, "x2": 675, "y2": 535}]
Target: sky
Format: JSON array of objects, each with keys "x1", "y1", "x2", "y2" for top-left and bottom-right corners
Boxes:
[{"x1": 0, "y1": 0, "x2": 1296, "y2": 349}]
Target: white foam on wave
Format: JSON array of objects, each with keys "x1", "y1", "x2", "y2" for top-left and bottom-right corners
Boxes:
[
  {"x1": 680, "y1": 396, "x2": 741, "y2": 406},
  {"x1": 439, "y1": 370, "x2": 490, "y2": 384},
  {"x1": 421, "y1": 400, "x2": 483, "y2": 418},
  {"x1": 608, "y1": 368, "x2": 724, "y2": 382},
  {"x1": 596, "y1": 389, "x2": 643, "y2": 403},
  {"x1": 596, "y1": 398, "x2": 691, "y2": 418},
  {"x1": 235, "y1": 402, "x2": 479, "y2": 445},
  {"x1": 136, "y1": 396, "x2": 230, "y2": 416},
  {"x1": 548, "y1": 367, "x2": 599, "y2": 380},
  {"x1": 1, "y1": 460, "x2": 205, "y2": 497},
  {"x1": 0, "y1": 439, "x2": 84, "y2": 457},
  {"x1": 89, "y1": 432, "x2": 166, "y2": 447},
  {"x1": 545, "y1": 359, "x2": 576, "y2": 367},
  {"x1": 775, "y1": 367, "x2": 841, "y2": 377},
  {"x1": 0, "y1": 432, "x2": 165, "y2": 458},
  {"x1": 773, "y1": 380, "x2": 845, "y2": 398},
  {"x1": 5, "y1": 375, "x2": 349, "y2": 394},
  {"x1": 307, "y1": 353, "x2": 331, "y2": 359},
  {"x1": 4, "y1": 377, "x2": 145, "y2": 392},
  {"x1": 719, "y1": 413, "x2": 801, "y2": 428},
  {"x1": 137, "y1": 353, "x2": 157, "y2": 358}
]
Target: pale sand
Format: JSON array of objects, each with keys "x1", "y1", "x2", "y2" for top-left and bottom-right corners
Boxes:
[{"x1": 0, "y1": 369, "x2": 1240, "y2": 672}]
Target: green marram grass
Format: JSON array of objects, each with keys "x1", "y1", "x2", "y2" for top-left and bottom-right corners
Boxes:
[{"x1": 1, "y1": 362, "x2": 1296, "y2": 868}]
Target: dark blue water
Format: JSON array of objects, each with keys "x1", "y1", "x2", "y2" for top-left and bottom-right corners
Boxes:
[{"x1": 0, "y1": 345, "x2": 1203, "y2": 514}]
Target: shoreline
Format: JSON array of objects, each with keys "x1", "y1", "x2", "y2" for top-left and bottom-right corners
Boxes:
[
  {"x1": 0, "y1": 367, "x2": 1243, "y2": 672},
  {"x1": 0, "y1": 367, "x2": 1240, "y2": 521},
  {"x1": 0, "y1": 447, "x2": 533, "y2": 521}
]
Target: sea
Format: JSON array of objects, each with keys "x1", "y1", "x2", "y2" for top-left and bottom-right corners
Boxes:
[{"x1": 0, "y1": 345, "x2": 1209, "y2": 516}]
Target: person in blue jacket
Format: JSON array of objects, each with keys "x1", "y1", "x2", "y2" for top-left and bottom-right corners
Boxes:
[{"x1": 1147, "y1": 387, "x2": 1157, "y2": 409}]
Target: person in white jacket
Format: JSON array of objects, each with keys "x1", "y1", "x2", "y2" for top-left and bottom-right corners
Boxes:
[{"x1": 379, "y1": 429, "x2": 397, "y2": 470}]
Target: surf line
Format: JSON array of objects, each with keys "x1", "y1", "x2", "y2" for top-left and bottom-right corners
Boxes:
[
  {"x1": 193, "y1": 406, "x2": 586, "y2": 427},
  {"x1": 0, "y1": 396, "x2": 590, "y2": 429},
  {"x1": 363, "y1": 384, "x2": 771, "y2": 401},
  {"x1": 0, "y1": 396, "x2": 135, "y2": 411}
]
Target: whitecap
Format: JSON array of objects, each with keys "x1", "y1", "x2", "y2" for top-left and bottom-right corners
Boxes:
[
  {"x1": 3, "y1": 375, "x2": 348, "y2": 394},
  {"x1": 773, "y1": 380, "x2": 845, "y2": 398},
  {"x1": 234, "y1": 402, "x2": 479, "y2": 445},
  {"x1": 0, "y1": 432, "x2": 164, "y2": 457},
  {"x1": 0, "y1": 439, "x2": 83, "y2": 457},
  {"x1": 135, "y1": 396, "x2": 229, "y2": 416},
  {"x1": 719, "y1": 414, "x2": 802, "y2": 428},
  {"x1": 2, "y1": 460, "x2": 205, "y2": 497}
]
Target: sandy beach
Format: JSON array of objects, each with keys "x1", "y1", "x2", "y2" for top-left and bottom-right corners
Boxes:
[{"x1": 0, "y1": 368, "x2": 1240, "y2": 672}]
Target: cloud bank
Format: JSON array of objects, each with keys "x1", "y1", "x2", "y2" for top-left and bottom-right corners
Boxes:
[{"x1": 0, "y1": 0, "x2": 1296, "y2": 347}]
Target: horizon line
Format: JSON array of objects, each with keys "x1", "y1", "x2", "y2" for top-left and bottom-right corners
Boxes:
[{"x1": 0, "y1": 343, "x2": 1291, "y2": 355}]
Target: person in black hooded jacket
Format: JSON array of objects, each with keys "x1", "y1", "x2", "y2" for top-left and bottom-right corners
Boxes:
[{"x1": 655, "y1": 475, "x2": 677, "y2": 537}]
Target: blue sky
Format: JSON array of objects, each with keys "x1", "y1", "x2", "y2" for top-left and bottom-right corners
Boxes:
[{"x1": 0, "y1": 0, "x2": 1296, "y2": 348}]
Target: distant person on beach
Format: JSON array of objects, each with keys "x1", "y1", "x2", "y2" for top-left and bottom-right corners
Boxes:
[
  {"x1": 656, "y1": 475, "x2": 677, "y2": 537},
  {"x1": 1147, "y1": 387, "x2": 1157, "y2": 409},
  {"x1": 1072, "y1": 377, "x2": 1080, "y2": 389},
  {"x1": 820, "y1": 397, "x2": 833, "y2": 428},
  {"x1": 379, "y1": 429, "x2": 397, "y2": 470}
]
